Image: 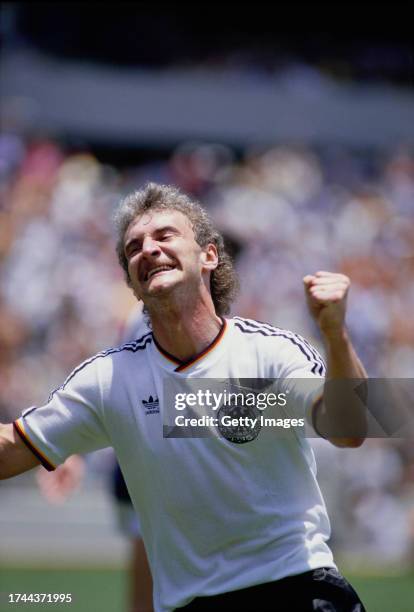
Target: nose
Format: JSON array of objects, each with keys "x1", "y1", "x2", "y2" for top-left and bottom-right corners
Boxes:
[{"x1": 141, "y1": 236, "x2": 161, "y2": 257}]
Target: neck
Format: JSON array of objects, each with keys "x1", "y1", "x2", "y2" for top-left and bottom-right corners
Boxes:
[{"x1": 146, "y1": 293, "x2": 223, "y2": 362}]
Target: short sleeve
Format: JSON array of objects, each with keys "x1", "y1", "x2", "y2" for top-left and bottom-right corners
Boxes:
[
  {"x1": 14, "y1": 357, "x2": 111, "y2": 471},
  {"x1": 275, "y1": 332, "x2": 326, "y2": 424}
]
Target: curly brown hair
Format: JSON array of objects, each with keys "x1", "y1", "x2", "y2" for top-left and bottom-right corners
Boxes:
[{"x1": 114, "y1": 183, "x2": 239, "y2": 315}]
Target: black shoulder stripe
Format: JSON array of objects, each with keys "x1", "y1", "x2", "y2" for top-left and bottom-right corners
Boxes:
[
  {"x1": 234, "y1": 316, "x2": 280, "y2": 334},
  {"x1": 248, "y1": 318, "x2": 325, "y2": 371},
  {"x1": 119, "y1": 331, "x2": 153, "y2": 348},
  {"x1": 234, "y1": 317, "x2": 326, "y2": 375},
  {"x1": 297, "y1": 336, "x2": 326, "y2": 373},
  {"x1": 48, "y1": 334, "x2": 153, "y2": 401},
  {"x1": 234, "y1": 320, "x2": 325, "y2": 375},
  {"x1": 22, "y1": 405, "x2": 38, "y2": 418}
]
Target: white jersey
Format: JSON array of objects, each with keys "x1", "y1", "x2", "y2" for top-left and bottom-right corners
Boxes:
[{"x1": 15, "y1": 317, "x2": 335, "y2": 612}]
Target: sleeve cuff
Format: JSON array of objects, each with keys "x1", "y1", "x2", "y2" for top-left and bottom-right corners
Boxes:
[
  {"x1": 13, "y1": 419, "x2": 56, "y2": 471},
  {"x1": 310, "y1": 393, "x2": 327, "y2": 439}
]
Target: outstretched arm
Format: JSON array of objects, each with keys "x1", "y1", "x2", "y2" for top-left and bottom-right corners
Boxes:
[
  {"x1": 303, "y1": 271, "x2": 367, "y2": 448},
  {"x1": 0, "y1": 422, "x2": 41, "y2": 479}
]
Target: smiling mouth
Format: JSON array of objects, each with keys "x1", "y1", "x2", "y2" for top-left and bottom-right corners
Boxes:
[{"x1": 145, "y1": 265, "x2": 176, "y2": 281}]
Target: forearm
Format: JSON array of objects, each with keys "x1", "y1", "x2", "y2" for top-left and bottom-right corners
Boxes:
[
  {"x1": 323, "y1": 327, "x2": 367, "y2": 380},
  {"x1": 317, "y1": 328, "x2": 368, "y2": 447},
  {"x1": 0, "y1": 423, "x2": 13, "y2": 479},
  {"x1": 0, "y1": 422, "x2": 40, "y2": 479}
]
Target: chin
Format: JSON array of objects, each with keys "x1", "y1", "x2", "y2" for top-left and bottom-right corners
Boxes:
[{"x1": 146, "y1": 279, "x2": 177, "y2": 297}]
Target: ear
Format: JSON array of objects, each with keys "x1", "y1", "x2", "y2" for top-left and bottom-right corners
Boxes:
[{"x1": 200, "y1": 243, "x2": 219, "y2": 271}]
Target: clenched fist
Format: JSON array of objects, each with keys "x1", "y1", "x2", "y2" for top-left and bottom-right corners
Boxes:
[{"x1": 303, "y1": 271, "x2": 350, "y2": 336}]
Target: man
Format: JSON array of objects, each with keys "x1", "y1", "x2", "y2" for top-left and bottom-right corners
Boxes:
[{"x1": 0, "y1": 183, "x2": 367, "y2": 611}]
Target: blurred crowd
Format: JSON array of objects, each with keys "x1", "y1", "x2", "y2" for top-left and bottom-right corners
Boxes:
[{"x1": 0, "y1": 132, "x2": 413, "y2": 569}]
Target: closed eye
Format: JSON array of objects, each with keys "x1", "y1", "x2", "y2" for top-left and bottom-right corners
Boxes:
[
  {"x1": 125, "y1": 226, "x2": 179, "y2": 259},
  {"x1": 125, "y1": 241, "x2": 142, "y2": 259}
]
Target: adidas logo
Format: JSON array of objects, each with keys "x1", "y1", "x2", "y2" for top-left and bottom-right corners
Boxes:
[{"x1": 142, "y1": 395, "x2": 160, "y2": 414}]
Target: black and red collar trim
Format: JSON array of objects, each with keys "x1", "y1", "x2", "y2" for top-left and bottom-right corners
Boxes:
[{"x1": 153, "y1": 318, "x2": 227, "y2": 372}]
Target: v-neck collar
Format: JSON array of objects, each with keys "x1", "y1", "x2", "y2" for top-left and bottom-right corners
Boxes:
[{"x1": 152, "y1": 318, "x2": 227, "y2": 372}]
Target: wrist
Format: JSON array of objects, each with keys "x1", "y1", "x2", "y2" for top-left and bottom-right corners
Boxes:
[{"x1": 320, "y1": 325, "x2": 349, "y2": 347}]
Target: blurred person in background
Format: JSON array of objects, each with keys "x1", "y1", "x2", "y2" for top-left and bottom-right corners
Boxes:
[
  {"x1": 36, "y1": 305, "x2": 154, "y2": 612},
  {"x1": 37, "y1": 453, "x2": 153, "y2": 612}
]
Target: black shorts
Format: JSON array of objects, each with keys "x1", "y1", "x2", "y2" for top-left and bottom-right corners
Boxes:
[
  {"x1": 111, "y1": 461, "x2": 132, "y2": 503},
  {"x1": 177, "y1": 568, "x2": 366, "y2": 611}
]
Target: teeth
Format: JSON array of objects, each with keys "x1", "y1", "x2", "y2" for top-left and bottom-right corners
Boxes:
[{"x1": 147, "y1": 265, "x2": 174, "y2": 280}]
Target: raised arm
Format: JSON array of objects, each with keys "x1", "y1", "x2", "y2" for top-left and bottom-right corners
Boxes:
[
  {"x1": 0, "y1": 422, "x2": 41, "y2": 479},
  {"x1": 303, "y1": 271, "x2": 367, "y2": 448}
]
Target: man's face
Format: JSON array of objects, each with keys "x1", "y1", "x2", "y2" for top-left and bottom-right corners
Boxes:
[{"x1": 124, "y1": 209, "x2": 217, "y2": 303}]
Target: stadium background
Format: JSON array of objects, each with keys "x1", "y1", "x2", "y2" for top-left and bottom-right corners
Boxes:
[{"x1": 0, "y1": 3, "x2": 413, "y2": 610}]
